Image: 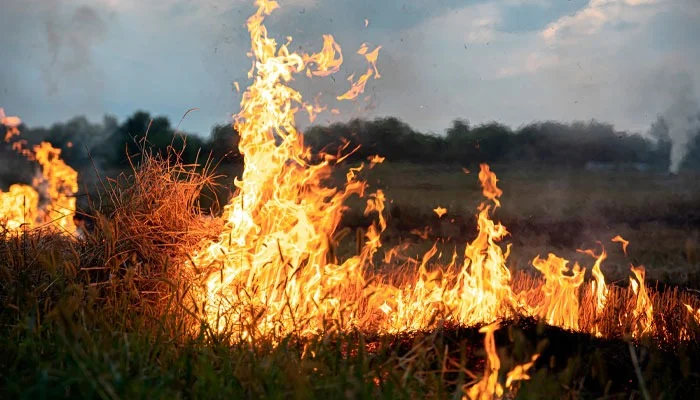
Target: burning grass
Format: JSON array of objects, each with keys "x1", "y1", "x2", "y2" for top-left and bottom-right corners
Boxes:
[
  {"x1": 2, "y1": 148, "x2": 700, "y2": 399},
  {"x1": 3, "y1": 0, "x2": 700, "y2": 398}
]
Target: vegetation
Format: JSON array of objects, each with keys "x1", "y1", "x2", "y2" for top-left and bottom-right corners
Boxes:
[
  {"x1": 1, "y1": 147, "x2": 700, "y2": 398},
  {"x1": 2, "y1": 106, "x2": 700, "y2": 398},
  {"x1": 4, "y1": 110, "x2": 700, "y2": 188}
]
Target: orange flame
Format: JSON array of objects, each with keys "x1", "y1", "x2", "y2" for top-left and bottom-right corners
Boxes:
[
  {"x1": 612, "y1": 235, "x2": 629, "y2": 256},
  {"x1": 0, "y1": 184, "x2": 39, "y2": 231},
  {"x1": 368, "y1": 154, "x2": 385, "y2": 168},
  {"x1": 1, "y1": 108, "x2": 22, "y2": 142},
  {"x1": 684, "y1": 304, "x2": 700, "y2": 324},
  {"x1": 188, "y1": 0, "x2": 667, "y2": 348},
  {"x1": 433, "y1": 206, "x2": 447, "y2": 218},
  {"x1": 578, "y1": 245, "x2": 608, "y2": 336},
  {"x1": 629, "y1": 265, "x2": 653, "y2": 338},
  {"x1": 530, "y1": 254, "x2": 585, "y2": 330},
  {"x1": 464, "y1": 322, "x2": 539, "y2": 400},
  {"x1": 337, "y1": 44, "x2": 381, "y2": 101},
  {"x1": 478, "y1": 164, "x2": 502, "y2": 208},
  {"x1": 0, "y1": 109, "x2": 78, "y2": 234},
  {"x1": 303, "y1": 34, "x2": 343, "y2": 78},
  {"x1": 189, "y1": 0, "x2": 378, "y2": 339}
]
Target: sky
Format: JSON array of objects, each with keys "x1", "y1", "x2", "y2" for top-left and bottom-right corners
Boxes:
[{"x1": 1, "y1": 0, "x2": 699, "y2": 137}]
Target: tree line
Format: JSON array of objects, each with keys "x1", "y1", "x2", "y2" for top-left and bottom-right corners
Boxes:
[
  {"x1": 2, "y1": 110, "x2": 700, "y2": 183},
  {"x1": 306, "y1": 117, "x2": 700, "y2": 171}
]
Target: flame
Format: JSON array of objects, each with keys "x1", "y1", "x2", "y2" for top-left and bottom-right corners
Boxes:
[
  {"x1": 684, "y1": 304, "x2": 700, "y2": 324},
  {"x1": 376, "y1": 165, "x2": 516, "y2": 332},
  {"x1": 529, "y1": 254, "x2": 585, "y2": 330},
  {"x1": 189, "y1": 0, "x2": 669, "y2": 347},
  {"x1": 629, "y1": 265, "x2": 653, "y2": 338},
  {"x1": 464, "y1": 322, "x2": 539, "y2": 400},
  {"x1": 478, "y1": 164, "x2": 502, "y2": 208},
  {"x1": 0, "y1": 184, "x2": 39, "y2": 231},
  {"x1": 433, "y1": 206, "x2": 447, "y2": 218},
  {"x1": 337, "y1": 44, "x2": 381, "y2": 101},
  {"x1": 0, "y1": 109, "x2": 78, "y2": 234},
  {"x1": 1, "y1": 108, "x2": 21, "y2": 142},
  {"x1": 612, "y1": 235, "x2": 629, "y2": 256},
  {"x1": 303, "y1": 34, "x2": 343, "y2": 77},
  {"x1": 368, "y1": 154, "x2": 384, "y2": 168},
  {"x1": 32, "y1": 142, "x2": 79, "y2": 233},
  {"x1": 578, "y1": 245, "x2": 608, "y2": 336},
  {"x1": 189, "y1": 0, "x2": 376, "y2": 339}
]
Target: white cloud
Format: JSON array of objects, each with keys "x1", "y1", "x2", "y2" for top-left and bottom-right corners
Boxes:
[{"x1": 541, "y1": 0, "x2": 663, "y2": 44}]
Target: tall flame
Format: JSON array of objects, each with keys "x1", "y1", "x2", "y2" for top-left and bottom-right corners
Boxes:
[
  {"x1": 190, "y1": 0, "x2": 661, "y2": 348},
  {"x1": 579, "y1": 246, "x2": 608, "y2": 336},
  {"x1": 190, "y1": 0, "x2": 380, "y2": 339},
  {"x1": 629, "y1": 265, "x2": 653, "y2": 338}
]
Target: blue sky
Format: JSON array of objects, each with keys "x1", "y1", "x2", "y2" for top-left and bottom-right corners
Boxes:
[{"x1": 1, "y1": 0, "x2": 699, "y2": 137}]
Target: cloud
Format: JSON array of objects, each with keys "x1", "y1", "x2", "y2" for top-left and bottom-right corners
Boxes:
[
  {"x1": 541, "y1": 0, "x2": 662, "y2": 43},
  {"x1": 1, "y1": 0, "x2": 699, "y2": 140}
]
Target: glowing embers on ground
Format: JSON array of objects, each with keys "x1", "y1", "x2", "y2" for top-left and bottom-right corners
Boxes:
[
  {"x1": 0, "y1": 109, "x2": 78, "y2": 234},
  {"x1": 188, "y1": 0, "x2": 660, "y2": 342}
]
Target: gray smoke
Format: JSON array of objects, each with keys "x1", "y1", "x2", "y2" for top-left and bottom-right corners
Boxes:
[
  {"x1": 663, "y1": 81, "x2": 700, "y2": 173},
  {"x1": 42, "y1": 4, "x2": 108, "y2": 96}
]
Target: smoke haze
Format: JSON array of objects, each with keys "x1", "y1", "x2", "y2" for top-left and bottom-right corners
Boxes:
[{"x1": 663, "y1": 80, "x2": 700, "y2": 173}]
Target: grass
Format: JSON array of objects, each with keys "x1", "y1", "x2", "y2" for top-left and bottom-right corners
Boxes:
[
  {"x1": 2, "y1": 155, "x2": 700, "y2": 399},
  {"x1": 328, "y1": 162, "x2": 700, "y2": 284}
]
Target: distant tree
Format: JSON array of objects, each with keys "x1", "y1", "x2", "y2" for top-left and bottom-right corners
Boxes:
[
  {"x1": 208, "y1": 124, "x2": 242, "y2": 164},
  {"x1": 100, "y1": 111, "x2": 173, "y2": 165}
]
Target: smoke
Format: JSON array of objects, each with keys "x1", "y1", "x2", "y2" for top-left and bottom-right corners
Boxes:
[
  {"x1": 42, "y1": 4, "x2": 108, "y2": 96},
  {"x1": 661, "y1": 79, "x2": 700, "y2": 174}
]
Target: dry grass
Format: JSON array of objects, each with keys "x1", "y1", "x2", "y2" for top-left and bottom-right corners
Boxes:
[
  {"x1": 1, "y1": 147, "x2": 224, "y2": 336},
  {"x1": 2, "y1": 156, "x2": 700, "y2": 398}
]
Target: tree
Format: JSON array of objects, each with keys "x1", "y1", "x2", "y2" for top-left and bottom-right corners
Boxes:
[{"x1": 208, "y1": 124, "x2": 242, "y2": 164}]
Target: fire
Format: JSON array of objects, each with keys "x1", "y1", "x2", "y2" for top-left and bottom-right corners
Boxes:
[
  {"x1": 685, "y1": 304, "x2": 700, "y2": 324},
  {"x1": 0, "y1": 184, "x2": 39, "y2": 231},
  {"x1": 579, "y1": 246, "x2": 608, "y2": 336},
  {"x1": 0, "y1": 108, "x2": 21, "y2": 142},
  {"x1": 529, "y1": 254, "x2": 585, "y2": 330},
  {"x1": 368, "y1": 154, "x2": 384, "y2": 168},
  {"x1": 190, "y1": 0, "x2": 663, "y2": 351},
  {"x1": 464, "y1": 322, "x2": 539, "y2": 400},
  {"x1": 433, "y1": 206, "x2": 447, "y2": 218},
  {"x1": 629, "y1": 265, "x2": 653, "y2": 338},
  {"x1": 0, "y1": 109, "x2": 78, "y2": 234},
  {"x1": 189, "y1": 0, "x2": 375, "y2": 340},
  {"x1": 612, "y1": 235, "x2": 629, "y2": 256},
  {"x1": 337, "y1": 43, "x2": 381, "y2": 101}
]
